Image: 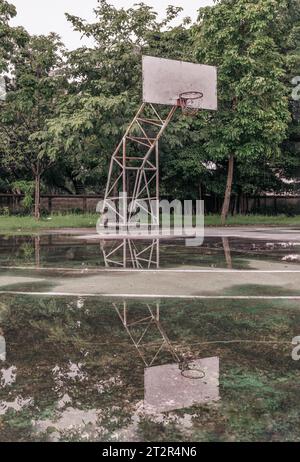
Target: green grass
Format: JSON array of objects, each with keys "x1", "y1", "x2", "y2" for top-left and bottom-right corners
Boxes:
[
  {"x1": 173, "y1": 213, "x2": 300, "y2": 226},
  {"x1": 0, "y1": 213, "x2": 98, "y2": 233},
  {"x1": 0, "y1": 213, "x2": 300, "y2": 233},
  {"x1": 205, "y1": 214, "x2": 300, "y2": 226}
]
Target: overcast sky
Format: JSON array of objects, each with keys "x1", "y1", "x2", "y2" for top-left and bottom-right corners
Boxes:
[{"x1": 9, "y1": 0, "x2": 214, "y2": 49}]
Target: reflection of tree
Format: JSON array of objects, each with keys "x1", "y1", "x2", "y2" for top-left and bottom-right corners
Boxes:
[
  {"x1": 100, "y1": 239, "x2": 159, "y2": 269},
  {"x1": 222, "y1": 237, "x2": 232, "y2": 269},
  {"x1": 2, "y1": 296, "x2": 205, "y2": 431},
  {"x1": 0, "y1": 296, "x2": 144, "y2": 440},
  {"x1": 0, "y1": 236, "x2": 35, "y2": 266},
  {"x1": 1, "y1": 295, "x2": 297, "y2": 441},
  {"x1": 35, "y1": 236, "x2": 41, "y2": 268}
]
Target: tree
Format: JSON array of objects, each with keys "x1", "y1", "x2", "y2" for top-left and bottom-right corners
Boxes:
[
  {"x1": 0, "y1": 1, "x2": 28, "y2": 194},
  {"x1": 0, "y1": 33, "x2": 66, "y2": 218},
  {"x1": 47, "y1": 0, "x2": 193, "y2": 196},
  {"x1": 280, "y1": 0, "x2": 300, "y2": 192},
  {"x1": 0, "y1": 0, "x2": 27, "y2": 73},
  {"x1": 195, "y1": 0, "x2": 292, "y2": 223}
]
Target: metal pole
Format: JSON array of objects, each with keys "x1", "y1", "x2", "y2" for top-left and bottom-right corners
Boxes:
[{"x1": 156, "y1": 140, "x2": 159, "y2": 226}]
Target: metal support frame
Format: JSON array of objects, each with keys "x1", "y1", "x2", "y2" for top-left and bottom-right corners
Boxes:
[{"x1": 103, "y1": 103, "x2": 177, "y2": 228}]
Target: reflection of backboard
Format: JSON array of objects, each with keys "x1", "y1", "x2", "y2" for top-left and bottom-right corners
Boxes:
[
  {"x1": 142, "y1": 56, "x2": 217, "y2": 110},
  {"x1": 144, "y1": 357, "x2": 220, "y2": 412}
]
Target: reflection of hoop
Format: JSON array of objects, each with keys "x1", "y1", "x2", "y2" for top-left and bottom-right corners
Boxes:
[
  {"x1": 180, "y1": 361, "x2": 206, "y2": 380},
  {"x1": 178, "y1": 91, "x2": 203, "y2": 116}
]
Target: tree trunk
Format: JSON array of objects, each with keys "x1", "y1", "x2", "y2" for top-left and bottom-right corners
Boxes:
[
  {"x1": 34, "y1": 173, "x2": 41, "y2": 220},
  {"x1": 221, "y1": 154, "x2": 234, "y2": 225}
]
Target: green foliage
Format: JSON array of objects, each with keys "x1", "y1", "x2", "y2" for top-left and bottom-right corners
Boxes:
[
  {"x1": 0, "y1": 205, "x2": 9, "y2": 216},
  {"x1": 12, "y1": 180, "x2": 35, "y2": 212},
  {"x1": 0, "y1": 33, "x2": 66, "y2": 173},
  {"x1": 0, "y1": 0, "x2": 300, "y2": 214},
  {"x1": 194, "y1": 0, "x2": 292, "y2": 173},
  {"x1": 45, "y1": 0, "x2": 192, "y2": 194},
  {"x1": 0, "y1": 0, "x2": 27, "y2": 73},
  {"x1": 0, "y1": 32, "x2": 67, "y2": 216}
]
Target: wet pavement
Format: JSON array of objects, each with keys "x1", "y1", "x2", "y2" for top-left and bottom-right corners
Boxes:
[
  {"x1": 1, "y1": 233, "x2": 300, "y2": 297},
  {"x1": 1, "y1": 229, "x2": 300, "y2": 441},
  {"x1": 0, "y1": 295, "x2": 300, "y2": 442},
  {"x1": 1, "y1": 232, "x2": 300, "y2": 271}
]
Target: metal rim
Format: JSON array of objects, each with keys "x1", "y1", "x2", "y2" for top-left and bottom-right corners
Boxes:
[
  {"x1": 180, "y1": 361, "x2": 206, "y2": 380},
  {"x1": 178, "y1": 91, "x2": 203, "y2": 116},
  {"x1": 179, "y1": 91, "x2": 204, "y2": 102}
]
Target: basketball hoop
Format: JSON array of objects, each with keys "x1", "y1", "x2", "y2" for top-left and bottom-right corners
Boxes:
[
  {"x1": 179, "y1": 360, "x2": 206, "y2": 380},
  {"x1": 178, "y1": 91, "x2": 203, "y2": 116}
]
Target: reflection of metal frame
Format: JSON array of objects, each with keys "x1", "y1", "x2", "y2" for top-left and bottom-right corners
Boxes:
[
  {"x1": 101, "y1": 239, "x2": 159, "y2": 269},
  {"x1": 103, "y1": 103, "x2": 177, "y2": 227},
  {"x1": 114, "y1": 301, "x2": 180, "y2": 367},
  {"x1": 114, "y1": 301, "x2": 217, "y2": 414}
]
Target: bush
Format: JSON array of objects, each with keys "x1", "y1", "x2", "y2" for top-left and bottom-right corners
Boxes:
[
  {"x1": 12, "y1": 180, "x2": 35, "y2": 214},
  {"x1": 0, "y1": 206, "x2": 10, "y2": 216}
]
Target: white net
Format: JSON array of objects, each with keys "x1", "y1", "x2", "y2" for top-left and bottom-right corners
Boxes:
[{"x1": 179, "y1": 91, "x2": 203, "y2": 116}]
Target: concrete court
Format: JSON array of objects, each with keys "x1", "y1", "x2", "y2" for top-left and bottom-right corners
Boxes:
[{"x1": 1, "y1": 264, "x2": 300, "y2": 297}]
